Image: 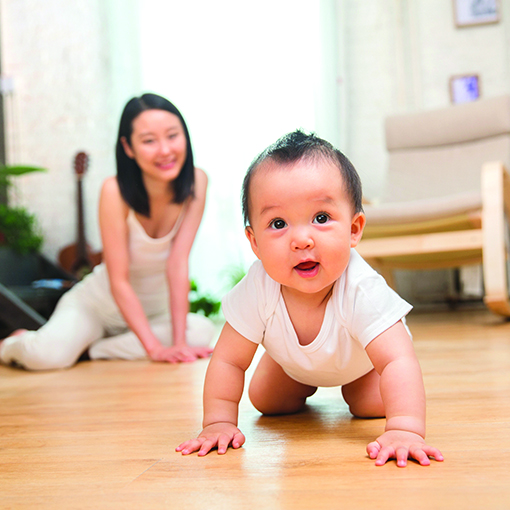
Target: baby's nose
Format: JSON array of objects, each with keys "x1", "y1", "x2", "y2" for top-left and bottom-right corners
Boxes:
[{"x1": 291, "y1": 229, "x2": 314, "y2": 251}]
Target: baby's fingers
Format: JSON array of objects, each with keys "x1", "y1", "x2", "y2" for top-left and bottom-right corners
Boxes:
[
  {"x1": 366, "y1": 440, "x2": 381, "y2": 460},
  {"x1": 176, "y1": 438, "x2": 205, "y2": 455},
  {"x1": 396, "y1": 446, "x2": 410, "y2": 467},
  {"x1": 232, "y1": 430, "x2": 246, "y2": 450},
  {"x1": 198, "y1": 438, "x2": 219, "y2": 456},
  {"x1": 208, "y1": 431, "x2": 245, "y2": 455},
  {"x1": 413, "y1": 445, "x2": 444, "y2": 464},
  {"x1": 374, "y1": 446, "x2": 395, "y2": 466},
  {"x1": 215, "y1": 434, "x2": 233, "y2": 455}
]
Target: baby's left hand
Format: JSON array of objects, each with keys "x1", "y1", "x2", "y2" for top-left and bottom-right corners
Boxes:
[{"x1": 367, "y1": 430, "x2": 444, "y2": 467}]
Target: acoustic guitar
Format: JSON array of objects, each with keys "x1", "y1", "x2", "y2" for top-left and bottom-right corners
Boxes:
[{"x1": 58, "y1": 152, "x2": 102, "y2": 279}]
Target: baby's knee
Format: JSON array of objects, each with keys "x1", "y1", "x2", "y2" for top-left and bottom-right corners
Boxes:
[
  {"x1": 248, "y1": 378, "x2": 311, "y2": 416},
  {"x1": 342, "y1": 386, "x2": 385, "y2": 419},
  {"x1": 248, "y1": 379, "x2": 267, "y2": 413}
]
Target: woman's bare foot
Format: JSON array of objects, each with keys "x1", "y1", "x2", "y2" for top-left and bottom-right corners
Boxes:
[
  {"x1": 3, "y1": 329, "x2": 27, "y2": 340},
  {"x1": 0, "y1": 329, "x2": 27, "y2": 354}
]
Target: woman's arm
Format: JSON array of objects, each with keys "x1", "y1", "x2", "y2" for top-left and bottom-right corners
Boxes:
[
  {"x1": 165, "y1": 168, "x2": 209, "y2": 352},
  {"x1": 99, "y1": 177, "x2": 165, "y2": 357}
]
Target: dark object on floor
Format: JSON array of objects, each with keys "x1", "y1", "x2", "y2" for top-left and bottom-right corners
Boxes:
[{"x1": 0, "y1": 248, "x2": 77, "y2": 337}]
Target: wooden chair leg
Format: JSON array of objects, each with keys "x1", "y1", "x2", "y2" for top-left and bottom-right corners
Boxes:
[{"x1": 481, "y1": 161, "x2": 510, "y2": 316}]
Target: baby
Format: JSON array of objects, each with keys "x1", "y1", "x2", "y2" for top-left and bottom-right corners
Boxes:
[{"x1": 177, "y1": 130, "x2": 443, "y2": 467}]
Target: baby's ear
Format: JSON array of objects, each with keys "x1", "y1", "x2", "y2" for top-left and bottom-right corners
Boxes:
[
  {"x1": 350, "y1": 212, "x2": 366, "y2": 248},
  {"x1": 245, "y1": 226, "x2": 260, "y2": 259}
]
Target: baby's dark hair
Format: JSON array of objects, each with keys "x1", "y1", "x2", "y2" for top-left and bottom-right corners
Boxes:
[{"x1": 241, "y1": 130, "x2": 363, "y2": 226}]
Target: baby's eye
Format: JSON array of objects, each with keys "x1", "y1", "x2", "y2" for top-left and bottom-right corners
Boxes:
[
  {"x1": 270, "y1": 219, "x2": 287, "y2": 230},
  {"x1": 313, "y1": 214, "x2": 329, "y2": 224}
]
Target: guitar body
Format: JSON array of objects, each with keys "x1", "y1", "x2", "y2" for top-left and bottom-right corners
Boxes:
[
  {"x1": 58, "y1": 152, "x2": 102, "y2": 279},
  {"x1": 58, "y1": 243, "x2": 102, "y2": 280}
]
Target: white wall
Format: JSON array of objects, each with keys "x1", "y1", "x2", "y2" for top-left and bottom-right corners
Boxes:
[
  {"x1": 338, "y1": 0, "x2": 510, "y2": 201},
  {"x1": 2, "y1": 0, "x2": 510, "y2": 301},
  {"x1": 0, "y1": 0, "x2": 141, "y2": 260},
  {"x1": 0, "y1": 0, "x2": 334, "y2": 298},
  {"x1": 139, "y1": 0, "x2": 330, "y2": 295}
]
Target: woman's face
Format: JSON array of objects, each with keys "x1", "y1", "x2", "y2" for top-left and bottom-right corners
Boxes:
[{"x1": 122, "y1": 109, "x2": 187, "y2": 185}]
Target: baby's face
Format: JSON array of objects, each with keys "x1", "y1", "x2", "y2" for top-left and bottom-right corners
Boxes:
[{"x1": 245, "y1": 157, "x2": 365, "y2": 300}]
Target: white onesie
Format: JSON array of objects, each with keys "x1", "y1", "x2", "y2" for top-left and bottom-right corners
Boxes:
[{"x1": 222, "y1": 249, "x2": 412, "y2": 387}]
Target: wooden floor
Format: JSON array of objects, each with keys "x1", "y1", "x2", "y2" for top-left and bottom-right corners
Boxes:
[{"x1": 1, "y1": 307, "x2": 510, "y2": 510}]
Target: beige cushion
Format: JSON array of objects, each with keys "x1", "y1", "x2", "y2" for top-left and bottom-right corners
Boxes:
[
  {"x1": 364, "y1": 191, "x2": 481, "y2": 226},
  {"x1": 376, "y1": 95, "x2": 510, "y2": 205},
  {"x1": 382, "y1": 135, "x2": 510, "y2": 203},
  {"x1": 386, "y1": 95, "x2": 510, "y2": 150}
]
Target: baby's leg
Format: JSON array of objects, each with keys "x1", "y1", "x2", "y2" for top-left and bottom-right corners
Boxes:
[
  {"x1": 248, "y1": 352, "x2": 317, "y2": 415},
  {"x1": 341, "y1": 369, "x2": 385, "y2": 418},
  {"x1": 0, "y1": 292, "x2": 104, "y2": 370}
]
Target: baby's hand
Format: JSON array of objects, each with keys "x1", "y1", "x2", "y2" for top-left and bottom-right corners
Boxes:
[
  {"x1": 176, "y1": 423, "x2": 245, "y2": 456},
  {"x1": 367, "y1": 430, "x2": 444, "y2": 467}
]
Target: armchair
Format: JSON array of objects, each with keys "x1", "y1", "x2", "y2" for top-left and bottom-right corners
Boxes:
[{"x1": 357, "y1": 95, "x2": 510, "y2": 316}]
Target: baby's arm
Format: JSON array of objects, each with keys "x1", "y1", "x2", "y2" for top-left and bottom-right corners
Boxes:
[
  {"x1": 176, "y1": 322, "x2": 258, "y2": 456},
  {"x1": 365, "y1": 321, "x2": 444, "y2": 467}
]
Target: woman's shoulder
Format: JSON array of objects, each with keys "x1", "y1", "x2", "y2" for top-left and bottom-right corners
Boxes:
[
  {"x1": 194, "y1": 167, "x2": 208, "y2": 187},
  {"x1": 101, "y1": 175, "x2": 121, "y2": 196},
  {"x1": 99, "y1": 176, "x2": 129, "y2": 218}
]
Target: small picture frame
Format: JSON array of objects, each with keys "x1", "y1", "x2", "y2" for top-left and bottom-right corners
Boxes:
[
  {"x1": 453, "y1": 0, "x2": 499, "y2": 27},
  {"x1": 449, "y1": 74, "x2": 481, "y2": 104}
]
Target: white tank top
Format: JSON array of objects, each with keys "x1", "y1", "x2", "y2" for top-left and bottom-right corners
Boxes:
[
  {"x1": 125, "y1": 208, "x2": 186, "y2": 314},
  {"x1": 76, "y1": 205, "x2": 187, "y2": 320}
]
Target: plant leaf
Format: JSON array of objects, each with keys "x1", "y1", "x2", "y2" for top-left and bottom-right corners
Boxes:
[{"x1": 0, "y1": 165, "x2": 47, "y2": 177}]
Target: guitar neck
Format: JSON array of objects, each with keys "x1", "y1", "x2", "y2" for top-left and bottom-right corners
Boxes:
[{"x1": 75, "y1": 177, "x2": 89, "y2": 263}]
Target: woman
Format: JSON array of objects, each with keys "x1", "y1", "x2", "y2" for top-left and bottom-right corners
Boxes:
[{"x1": 0, "y1": 93, "x2": 215, "y2": 370}]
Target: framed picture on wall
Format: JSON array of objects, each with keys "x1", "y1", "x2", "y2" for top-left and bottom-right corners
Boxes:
[
  {"x1": 449, "y1": 74, "x2": 481, "y2": 103},
  {"x1": 453, "y1": 0, "x2": 499, "y2": 27}
]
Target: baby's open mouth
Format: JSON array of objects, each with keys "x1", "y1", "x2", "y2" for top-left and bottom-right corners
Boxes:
[{"x1": 295, "y1": 261, "x2": 318, "y2": 271}]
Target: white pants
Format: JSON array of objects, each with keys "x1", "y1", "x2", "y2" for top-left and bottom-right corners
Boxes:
[{"x1": 0, "y1": 288, "x2": 215, "y2": 371}]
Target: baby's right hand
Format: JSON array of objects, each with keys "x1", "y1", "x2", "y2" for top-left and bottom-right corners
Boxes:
[{"x1": 176, "y1": 423, "x2": 246, "y2": 456}]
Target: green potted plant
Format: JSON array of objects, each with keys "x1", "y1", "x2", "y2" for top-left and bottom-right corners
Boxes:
[
  {"x1": 0, "y1": 165, "x2": 46, "y2": 254},
  {"x1": 189, "y1": 280, "x2": 221, "y2": 318},
  {"x1": 0, "y1": 164, "x2": 65, "y2": 332}
]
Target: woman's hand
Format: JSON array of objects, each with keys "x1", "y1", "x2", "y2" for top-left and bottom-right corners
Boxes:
[
  {"x1": 367, "y1": 430, "x2": 444, "y2": 467},
  {"x1": 148, "y1": 344, "x2": 213, "y2": 363},
  {"x1": 176, "y1": 422, "x2": 246, "y2": 456}
]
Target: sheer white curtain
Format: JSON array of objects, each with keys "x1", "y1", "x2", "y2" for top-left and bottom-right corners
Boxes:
[{"x1": 139, "y1": 0, "x2": 336, "y2": 298}]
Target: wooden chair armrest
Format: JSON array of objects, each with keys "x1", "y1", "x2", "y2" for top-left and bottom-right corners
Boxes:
[{"x1": 481, "y1": 161, "x2": 510, "y2": 315}]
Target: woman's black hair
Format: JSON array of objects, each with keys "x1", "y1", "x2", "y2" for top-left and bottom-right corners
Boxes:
[
  {"x1": 242, "y1": 130, "x2": 363, "y2": 226},
  {"x1": 116, "y1": 93, "x2": 195, "y2": 216}
]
